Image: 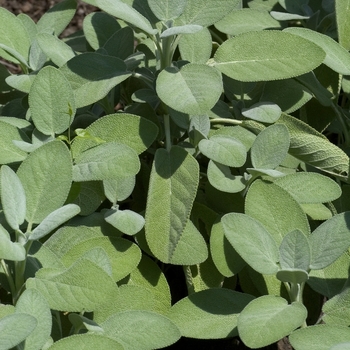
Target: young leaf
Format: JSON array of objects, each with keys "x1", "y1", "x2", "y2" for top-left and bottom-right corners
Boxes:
[
  {"x1": 276, "y1": 268, "x2": 309, "y2": 284},
  {"x1": 168, "y1": 288, "x2": 254, "y2": 339},
  {"x1": 17, "y1": 141, "x2": 73, "y2": 224},
  {"x1": 335, "y1": 0, "x2": 350, "y2": 50},
  {"x1": 0, "y1": 165, "x2": 26, "y2": 231},
  {"x1": 148, "y1": 0, "x2": 187, "y2": 21},
  {"x1": 103, "y1": 176, "x2": 135, "y2": 204},
  {"x1": 71, "y1": 113, "x2": 158, "y2": 157},
  {"x1": 60, "y1": 53, "x2": 131, "y2": 108},
  {"x1": 213, "y1": 31, "x2": 326, "y2": 82},
  {"x1": 26, "y1": 259, "x2": 119, "y2": 312},
  {"x1": 245, "y1": 180, "x2": 310, "y2": 246},
  {"x1": 160, "y1": 24, "x2": 203, "y2": 38},
  {"x1": 274, "y1": 172, "x2": 342, "y2": 203},
  {"x1": 0, "y1": 225, "x2": 26, "y2": 261},
  {"x1": 178, "y1": 27, "x2": 212, "y2": 64},
  {"x1": 279, "y1": 229, "x2": 311, "y2": 271},
  {"x1": 215, "y1": 8, "x2": 282, "y2": 35},
  {"x1": 145, "y1": 146, "x2": 199, "y2": 263},
  {"x1": 46, "y1": 334, "x2": 123, "y2": 350},
  {"x1": 0, "y1": 313, "x2": 37, "y2": 350},
  {"x1": 84, "y1": 0, "x2": 157, "y2": 35},
  {"x1": 238, "y1": 296, "x2": 307, "y2": 348},
  {"x1": 29, "y1": 66, "x2": 76, "y2": 136},
  {"x1": 242, "y1": 102, "x2": 282, "y2": 123},
  {"x1": 289, "y1": 325, "x2": 350, "y2": 350},
  {"x1": 104, "y1": 208, "x2": 145, "y2": 235},
  {"x1": 222, "y1": 212, "x2": 279, "y2": 275},
  {"x1": 156, "y1": 64, "x2": 223, "y2": 115},
  {"x1": 0, "y1": 8, "x2": 31, "y2": 64},
  {"x1": 73, "y1": 142, "x2": 140, "y2": 182},
  {"x1": 36, "y1": 0, "x2": 76, "y2": 36},
  {"x1": 175, "y1": 0, "x2": 241, "y2": 27},
  {"x1": 29, "y1": 204, "x2": 81, "y2": 241},
  {"x1": 309, "y1": 212, "x2": 350, "y2": 270},
  {"x1": 15, "y1": 289, "x2": 52, "y2": 350},
  {"x1": 198, "y1": 135, "x2": 247, "y2": 167},
  {"x1": 207, "y1": 160, "x2": 246, "y2": 193},
  {"x1": 250, "y1": 124, "x2": 290, "y2": 169},
  {"x1": 101, "y1": 310, "x2": 181, "y2": 349}
]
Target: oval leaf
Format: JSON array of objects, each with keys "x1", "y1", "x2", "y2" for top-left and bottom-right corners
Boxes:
[
  {"x1": 104, "y1": 208, "x2": 145, "y2": 235},
  {"x1": 242, "y1": 102, "x2": 282, "y2": 123}
]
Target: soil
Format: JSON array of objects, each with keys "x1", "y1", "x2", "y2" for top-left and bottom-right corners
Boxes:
[{"x1": 0, "y1": 2, "x2": 294, "y2": 349}]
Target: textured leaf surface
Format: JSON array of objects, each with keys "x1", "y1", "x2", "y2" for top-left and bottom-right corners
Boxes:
[
  {"x1": 104, "y1": 209, "x2": 145, "y2": 235},
  {"x1": 145, "y1": 146, "x2": 200, "y2": 263},
  {"x1": 168, "y1": 288, "x2": 254, "y2": 339},
  {"x1": 156, "y1": 64, "x2": 223, "y2": 115},
  {"x1": 0, "y1": 225, "x2": 25, "y2": 261},
  {"x1": 242, "y1": 102, "x2": 282, "y2": 123},
  {"x1": 336, "y1": 0, "x2": 350, "y2": 50},
  {"x1": 238, "y1": 296, "x2": 307, "y2": 348},
  {"x1": 222, "y1": 213, "x2": 279, "y2": 274},
  {"x1": 148, "y1": 0, "x2": 187, "y2": 20},
  {"x1": 101, "y1": 310, "x2": 181, "y2": 350},
  {"x1": 213, "y1": 31, "x2": 326, "y2": 82},
  {"x1": 17, "y1": 141, "x2": 72, "y2": 224}
]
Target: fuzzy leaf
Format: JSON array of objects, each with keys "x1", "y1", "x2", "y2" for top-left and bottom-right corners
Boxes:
[
  {"x1": 17, "y1": 141, "x2": 73, "y2": 224},
  {"x1": 157, "y1": 64, "x2": 223, "y2": 115},
  {"x1": 148, "y1": 0, "x2": 187, "y2": 20},
  {"x1": 276, "y1": 268, "x2": 309, "y2": 284},
  {"x1": 238, "y1": 296, "x2": 307, "y2": 348},
  {"x1": 161, "y1": 24, "x2": 203, "y2": 38},
  {"x1": 222, "y1": 213, "x2": 279, "y2": 275},
  {"x1": 103, "y1": 176, "x2": 135, "y2": 203},
  {"x1": 242, "y1": 102, "x2": 282, "y2": 123},
  {"x1": 0, "y1": 165, "x2": 26, "y2": 230},
  {"x1": 168, "y1": 288, "x2": 254, "y2": 339},
  {"x1": 213, "y1": 31, "x2": 326, "y2": 82},
  {"x1": 104, "y1": 208, "x2": 145, "y2": 235},
  {"x1": 0, "y1": 225, "x2": 26, "y2": 261},
  {"x1": 336, "y1": 0, "x2": 350, "y2": 50}
]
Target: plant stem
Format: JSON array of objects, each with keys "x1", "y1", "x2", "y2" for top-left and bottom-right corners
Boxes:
[
  {"x1": 164, "y1": 114, "x2": 172, "y2": 151},
  {"x1": 1, "y1": 259, "x2": 16, "y2": 301}
]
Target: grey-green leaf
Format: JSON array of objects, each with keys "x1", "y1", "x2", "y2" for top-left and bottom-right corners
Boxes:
[
  {"x1": 213, "y1": 31, "x2": 326, "y2": 82},
  {"x1": 104, "y1": 208, "x2": 145, "y2": 235},
  {"x1": 242, "y1": 102, "x2": 282, "y2": 123},
  {"x1": 238, "y1": 296, "x2": 307, "y2": 348},
  {"x1": 156, "y1": 64, "x2": 223, "y2": 115},
  {"x1": 0, "y1": 165, "x2": 26, "y2": 230},
  {"x1": 148, "y1": 0, "x2": 187, "y2": 20},
  {"x1": 0, "y1": 225, "x2": 26, "y2": 261},
  {"x1": 336, "y1": 0, "x2": 350, "y2": 50},
  {"x1": 222, "y1": 213, "x2": 279, "y2": 275}
]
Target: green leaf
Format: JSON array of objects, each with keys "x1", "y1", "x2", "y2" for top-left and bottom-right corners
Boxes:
[
  {"x1": 276, "y1": 268, "x2": 309, "y2": 284},
  {"x1": 215, "y1": 9, "x2": 282, "y2": 35},
  {"x1": 73, "y1": 142, "x2": 140, "y2": 182},
  {"x1": 83, "y1": 12, "x2": 122, "y2": 50},
  {"x1": 0, "y1": 225, "x2": 26, "y2": 261},
  {"x1": 101, "y1": 310, "x2": 181, "y2": 349},
  {"x1": 238, "y1": 296, "x2": 307, "y2": 348},
  {"x1": 178, "y1": 27, "x2": 212, "y2": 64},
  {"x1": 36, "y1": 0, "x2": 77, "y2": 36},
  {"x1": 29, "y1": 66, "x2": 76, "y2": 136},
  {"x1": 0, "y1": 165, "x2": 26, "y2": 230},
  {"x1": 30, "y1": 204, "x2": 81, "y2": 241},
  {"x1": 279, "y1": 229, "x2": 311, "y2": 271},
  {"x1": 222, "y1": 213, "x2": 279, "y2": 275},
  {"x1": 210, "y1": 219, "x2": 246, "y2": 277},
  {"x1": 17, "y1": 141, "x2": 72, "y2": 224},
  {"x1": 0, "y1": 120, "x2": 29, "y2": 165},
  {"x1": 156, "y1": 64, "x2": 223, "y2": 115},
  {"x1": 71, "y1": 113, "x2": 158, "y2": 157},
  {"x1": 5, "y1": 74, "x2": 35, "y2": 94},
  {"x1": 160, "y1": 24, "x2": 203, "y2": 38},
  {"x1": 148, "y1": 0, "x2": 187, "y2": 20},
  {"x1": 60, "y1": 53, "x2": 131, "y2": 108},
  {"x1": 277, "y1": 114, "x2": 349, "y2": 178},
  {"x1": 213, "y1": 31, "x2": 326, "y2": 82},
  {"x1": 61, "y1": 236, "x2": 141, "y2": 282},
  {"x1": 84, "y1": 0, "x2": 157, "y2": 35},
  {"x1": 47, "y1": 334, "x2": 123, "y2": 350},
  {"x1": 285, "y1": 27, "x2": 350, "y2": 75},
  {"x1": 168, "y1": 288, "x2": 254, "y2": 339},
  {"x1": 274, "y1": 172, "x2": 342, "y2": 203},
  {"x1": 103, "y1": 176, "x2": 135, "y2": 203},
  {"x1": 0, "y1": 8, "x2": 31, "y2": 64},
  {"x1": 0, "y1": 313, "x2": 37, "y2": 350},
  {"x1": 207, "y1": 160, "x2": 246, "y2": 193},
  {"x1": 309, "y1": 212, "x2": 350, "y2": 270},
  {"x1": 289, "y1": 325, "x2": 350, "y2": 350},
  {"x1": 175, "y1": 0, "x2": 241, "y2": 26},
  {"x1": 198, "y1": 135, "x2": 247, "y2": 167},
  {"x1": 145, "y1": 146, "x2": 200, "y2": 263},
  {"x1": 15, "y1": 289, "x2": 52, "y2": 350},
  {"x1": 336, "y1": 0, "x2": 350, "y2": 50},
  {"x1": 103, "y1": 27, "x2": 134, "y2": 60},
  {"x1": 26, "y1": 259, "x2": 119, "y2": 312},
  {"x1": 37, "y1": 33, "x2": 76, "y2": 67},
  {"x1": 245, "y1": 180, "x2": 310, "y2": 246},
  {"x1": 242, "y1": 102, "x2": 282, "y2": 123},
  {"x1": 104, "y1": 208, "x2": 145, "y2": 235},
  {"x1": 250, "y1": 124, "x2": 290, "y2": 169}
]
